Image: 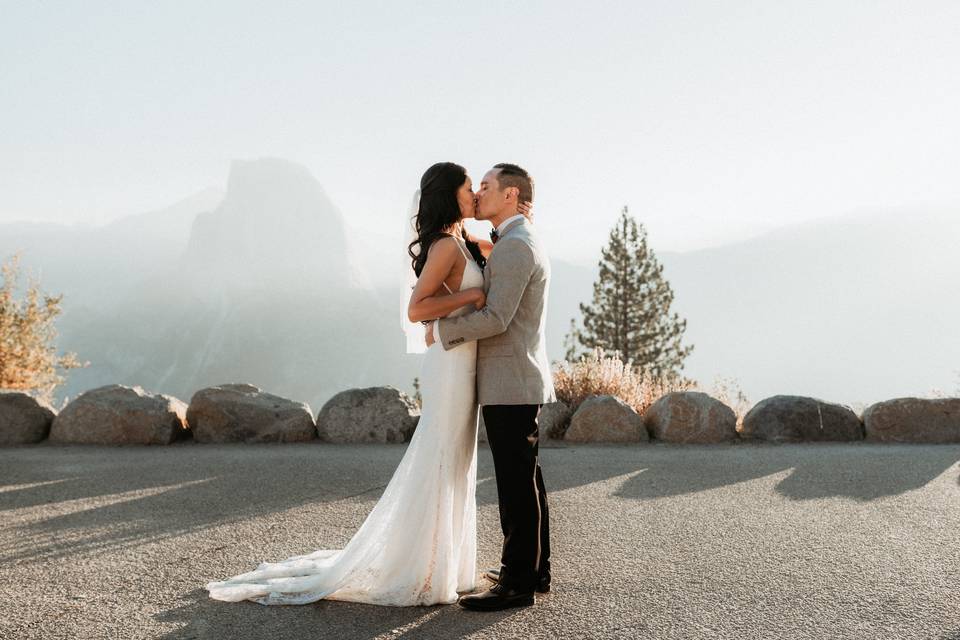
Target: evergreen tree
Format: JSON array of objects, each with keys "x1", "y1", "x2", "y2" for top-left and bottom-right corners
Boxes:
[{"x1": 566, "y1": 206, "x2": 694, "y2": 380}]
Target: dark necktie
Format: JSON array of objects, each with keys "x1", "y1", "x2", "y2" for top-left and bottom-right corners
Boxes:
[{"x1": 489, "y1": 228, "x2": 499, "y2": 244}]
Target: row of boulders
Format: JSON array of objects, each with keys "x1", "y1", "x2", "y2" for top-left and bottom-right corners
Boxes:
[
  {"x1": 0, "y1": 384, "x2": 420, "y2": 446},
  {"x1": 2, "y1": 384, "x2": 959, "y2": 446},
  {"x1": 544, "y1": 392, "x2": 960, "y2": 444}
]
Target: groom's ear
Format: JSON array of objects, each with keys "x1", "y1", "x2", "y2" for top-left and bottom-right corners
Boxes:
[{"x1": 492, "y1": 163, "x2": 533, "y2": 204}]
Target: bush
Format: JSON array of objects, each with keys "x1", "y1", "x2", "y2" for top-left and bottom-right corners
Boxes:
[
  {"x1": 0, "y1": 252, "x2": 87, "y2": 408},
  {"x1": 552, "y1": 347, "x2": 697, "y2": 416},
  {"x1": 552, "y1": 348, "x2": 756, "y2": 438},
  {"x1": 702, "y1": 374, "x2": 753, "y2": 431}
]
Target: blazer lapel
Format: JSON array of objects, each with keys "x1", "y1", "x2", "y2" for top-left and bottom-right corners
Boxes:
[
  {"x1": 498, "y1": 216, "x2": 527, "y2": 239},
  {"x1": 485, "y1": 216, "x2": 527, "y2": 293}
]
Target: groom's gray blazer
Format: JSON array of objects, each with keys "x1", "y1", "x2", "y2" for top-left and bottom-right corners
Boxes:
[{"x1": 437, "y1": 216, "x2": 557, "y2": 406}]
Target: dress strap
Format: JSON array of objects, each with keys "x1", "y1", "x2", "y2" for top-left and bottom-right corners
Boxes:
[{"x1": 442, "y1": 282, "x2": 453, "y2": 294}]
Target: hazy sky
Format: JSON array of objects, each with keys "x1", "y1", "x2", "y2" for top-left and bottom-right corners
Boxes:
[{"x1": 3, "y1": 1, "x2": 960, "y2": 263}]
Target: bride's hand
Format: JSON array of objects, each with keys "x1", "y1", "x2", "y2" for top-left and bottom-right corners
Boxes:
[
  {"x1": 469, "y1": 287, "x2": 486, "y2": 310},
  {"x1": 518, "y1": 200, "x2": 534, "y2": 221}
]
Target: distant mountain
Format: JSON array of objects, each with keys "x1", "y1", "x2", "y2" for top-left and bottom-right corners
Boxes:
[
  {"x1": 46, "y1": 158, "x2": 416, "y2": 412},
  {"x1": 181, "y1": 158, "x2": 369, "y2": 292},
  {"x1": 0, "y1": 187, "x2": 224, "y2": 310},
  {"x1": 2, "y1": 161, "x2": 956, "y2": 412}
]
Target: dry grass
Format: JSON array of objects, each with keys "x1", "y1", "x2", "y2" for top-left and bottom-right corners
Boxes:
[
  {"x1": 551, "y1": 348, "x2": 756, "y2": 435},
  {"x1": 1, "y1": 252, "x2": 87, "y2": 409},
  {"x1": 698, "y1": 374, "x2": 754, "y2": 431},
  {"x1": 552, "y1": 347, "x2": 697, "y2": 416},
  {"x1": 552, "y1": 354, "x2": 960, "y2": 434},
  {"x1": 925, "y1": 370, "x2": 960, "y2": 400}
]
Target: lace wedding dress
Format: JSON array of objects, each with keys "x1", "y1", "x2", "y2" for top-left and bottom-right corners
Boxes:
[{"x1": 205, "y1": 236, "x2": 483, "y2": 606}]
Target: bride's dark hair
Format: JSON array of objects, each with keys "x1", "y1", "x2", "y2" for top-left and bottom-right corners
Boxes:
[{"x1": 408, "y1": 162, "x2": 486, "y2": 277}]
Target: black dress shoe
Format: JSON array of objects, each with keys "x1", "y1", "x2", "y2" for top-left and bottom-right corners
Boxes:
[
  {"x1": 483, "y1": 568, "x2": 551, "y2": 593},
  {"x1": 458, "y1": 583, "x2": 535, "y2": 611}
]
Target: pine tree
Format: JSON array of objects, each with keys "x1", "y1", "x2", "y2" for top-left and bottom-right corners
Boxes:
[{"x1": 566, "y1": 206, "x2": 694, "y2": 380}]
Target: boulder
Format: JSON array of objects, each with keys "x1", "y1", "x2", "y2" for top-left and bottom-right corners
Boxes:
[
  {"x1": 477, "y1": 401, "x2": 570, "y2": 443},
  {"x1": 740, "y1": 395, "x2": 863, "y2": 443},
  {"x1": 565, "y1": 395, "x2": 648, "y2": 443},
  {"x1": 187, "y1": 383, "x2": 316, "y2": 443},
  {"x1": 643, "y1": 391, "x2": 738, "y2": 443},
  {"x1": 317, "y1": 386, "x2": 419, "y2": 443},
  {"x1": 540, "y1": 401, "x2": 573, "y2": 441},
  {"x1": 49, "y1": 385, "x2": 188, "y2": 445},
  {"x1": 863, "y1": 397, "x2": 960, "y2": 443},
  {"x1": 0, "y1": 391, "x2": 57, "y2": 445}
]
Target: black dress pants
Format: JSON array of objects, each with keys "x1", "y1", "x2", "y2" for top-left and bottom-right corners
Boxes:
[{"x1": 481, "y1": 403, "x2": 551, "y2": 592}]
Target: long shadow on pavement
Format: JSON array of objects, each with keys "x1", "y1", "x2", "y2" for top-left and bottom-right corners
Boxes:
[
  {"x1": 599, "y1": 442, "x2": 960, "y2": 502},
  {"x1": 0, "y1": 442, "x2": 406, "y2": 565},
  {"x1": 3, "y1": 441, "x2": 958, "y2": 569}
]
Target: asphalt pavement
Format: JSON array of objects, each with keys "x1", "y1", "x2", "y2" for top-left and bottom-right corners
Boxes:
[{"x1": 2, "y1": 440, "x2": 960, "y2": 639}]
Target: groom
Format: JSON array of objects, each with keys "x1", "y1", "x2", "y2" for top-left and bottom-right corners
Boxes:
[{"x1": 425, "y1": 163, "x2": 555, "y2": 611}]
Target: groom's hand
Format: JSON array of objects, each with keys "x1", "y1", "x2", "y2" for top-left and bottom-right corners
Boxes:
[{"x1": 425, "y1": 321, "x2": 436, "y2": 347}]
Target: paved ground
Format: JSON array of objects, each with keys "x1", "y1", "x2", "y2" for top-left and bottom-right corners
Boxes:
[{"x1": 2, "y1": 440, "x2": 960, "y2": 640}]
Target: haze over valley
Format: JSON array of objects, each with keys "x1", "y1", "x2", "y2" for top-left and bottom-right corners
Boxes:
[{"x1": 1, "y1": 157, "x2": 956, "y2": 412}]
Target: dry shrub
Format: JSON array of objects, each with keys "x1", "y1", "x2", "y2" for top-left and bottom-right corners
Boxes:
[
  {"x1": 552, "y1": 349, "x2": 758, "y2": 437},
  {"x1": 697, "y1": 374, "x2": 753, "y2": 431},
  {"x1": 925, "y1": 371, "x2": 960, "y2": 399},
  {"x1": 0, "y1": 252, "x2": 88, "y2": 408},
  {"x1": 552, "y1": 347, "x2": 697, "y2": 417}
]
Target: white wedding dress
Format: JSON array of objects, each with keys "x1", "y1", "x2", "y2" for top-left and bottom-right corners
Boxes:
[{"x1": 205, "y1": 236, "x2": 483, "y2": 606}]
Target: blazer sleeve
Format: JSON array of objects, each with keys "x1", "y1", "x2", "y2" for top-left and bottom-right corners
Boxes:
[{"x1": 437, "y1": 237, "x2": 535, "y2": 350}]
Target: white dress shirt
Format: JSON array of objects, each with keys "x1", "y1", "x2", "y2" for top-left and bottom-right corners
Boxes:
[{"x1": 432, "y1": 214, "x2": 527, "y2": 346}]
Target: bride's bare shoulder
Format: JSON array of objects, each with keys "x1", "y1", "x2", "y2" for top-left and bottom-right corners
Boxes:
[{"x1": 426, "y1": 235, "x2": 459, "y2": 259}]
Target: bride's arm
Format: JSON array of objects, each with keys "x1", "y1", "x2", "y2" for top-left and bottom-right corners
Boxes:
[{"x1": 407, "y1": 237, "x2": 485, "y2": 323}]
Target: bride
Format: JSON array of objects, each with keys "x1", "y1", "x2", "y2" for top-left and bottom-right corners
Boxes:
[{"x1": 205, "y1": 162, "x2": 529, "y2": 606}]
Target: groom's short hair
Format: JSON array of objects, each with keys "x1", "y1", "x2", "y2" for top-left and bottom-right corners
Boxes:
[{"x1": 493, "y1": 163, "x2": 534, "y2": 204}]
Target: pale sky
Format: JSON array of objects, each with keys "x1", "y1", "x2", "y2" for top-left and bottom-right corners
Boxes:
[{"x1": 3, "y1": 0, "x2": 959, "y2": 264}]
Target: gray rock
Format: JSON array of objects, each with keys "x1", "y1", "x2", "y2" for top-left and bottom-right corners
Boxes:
[
  {"x1": 317, "y1": 386, "x2": 419, "y2": 443},
  {"x1": 540, "y1": 401, "x2": 573, "y2": 441},
  {"x1": 477, "y1": 401, "x2": 569, "y2": 444},
  {"x1": 741, "y1": 395, "x2": 863, "y2": 443},
  {"x1": 187, "y1": 383, "x2": 316, "y2": 443},
  {"x1": 643, "y1": 391, "x2": 738, "y2": 443},
  {"x1": 863, "y1": 397, "x2": 960, "y2": 443},
  {"x1": 50, "y1": 384, "x2": 188, "y2": 445},
  {"x1": 0, "y1": 391, "x2": 57, "y2": 445},
  {"x1": 565, "y1": 395, "x2": 648, "y2": 443}
]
